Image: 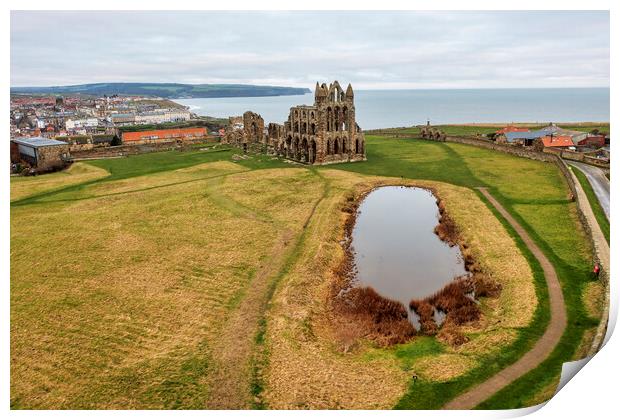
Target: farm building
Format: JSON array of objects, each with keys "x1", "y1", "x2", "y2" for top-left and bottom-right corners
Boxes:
[
  {"x1": 10, "y1": 137, "x2": 70, "y2": 171},
  {"x1": 121, "y1": 127, "x2": 207, "y2": 144},
  {"x1": 495, "y1": 125, "x2": 530, "y2": 135},
  {"x1": 497, "y1": 130, "x2": 550, "y2": 146},
  {"x1": 541, "y1": 135, "x2": 576, "y2": 149},
  {"x1": 578, "y1": 135, "x2": 606, "y2": 148}
]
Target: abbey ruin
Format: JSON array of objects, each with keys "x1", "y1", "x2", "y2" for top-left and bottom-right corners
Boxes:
[{"x1": 222, "y1": 81, "x2": 366, "y2": 165}]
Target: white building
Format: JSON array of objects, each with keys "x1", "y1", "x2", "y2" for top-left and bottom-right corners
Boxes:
[
  {"x1": 134, "y1": 109, "x2": 191, "y2": 125},
  {"x1": 65, "y1": 118, "x2": 99, "y2": 131}
]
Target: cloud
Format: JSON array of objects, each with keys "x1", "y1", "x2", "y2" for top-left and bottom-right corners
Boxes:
[{"x1": 10, "y1": 10, "x2": 610, "y2": 89}]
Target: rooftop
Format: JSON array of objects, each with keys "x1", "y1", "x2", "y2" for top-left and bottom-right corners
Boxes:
[
  {"x1": 504, "y1": 130, "x2": 552, "y2": 142},
  {"x1": 542, "y1": 135, "x2": 575, "y2": 148},
  {"x1": 12, "y1": 137, "x2": 68, "y2": 148}
]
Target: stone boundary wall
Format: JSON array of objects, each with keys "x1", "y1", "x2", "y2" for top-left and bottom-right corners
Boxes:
[
  {"x1": 548, "y1": 148, "x2": 610, "y2": 169},
  {"x1": 445, "y1": 135, "x2": 559, "y2": 161},
  {"x1": 567, "y1": 168, "x2": 611, "y2": 355},
  {"x1": 71, "y1": 139, "x2": 211, "y2": 159}
]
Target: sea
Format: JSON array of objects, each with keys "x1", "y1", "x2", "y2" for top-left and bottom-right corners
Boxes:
[{"x1": 173, "y1": 88, "x2": 609, "y2": 130}]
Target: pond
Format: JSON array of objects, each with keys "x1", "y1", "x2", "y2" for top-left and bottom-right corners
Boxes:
[{"x1": 350, "y1": 186, "x2": 469, "y2": 325}]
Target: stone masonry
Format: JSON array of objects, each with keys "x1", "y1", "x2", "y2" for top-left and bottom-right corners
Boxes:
[{"x1": 222, "y1": 81, "x2": 367, "y2": 165}]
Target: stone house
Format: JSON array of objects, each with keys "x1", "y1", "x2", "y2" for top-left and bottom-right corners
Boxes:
[{"x1": 11, "y1": 137, "x2": 70, "y2": 171}]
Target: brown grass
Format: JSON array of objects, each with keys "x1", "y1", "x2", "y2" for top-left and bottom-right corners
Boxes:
[
  {"x1": 333, "y1": 287, "x2": 416, "y2": 347},
  {"x1": 434, "y1": 200, "x2": 458, "y2": 246},
  {"x1": 10, "y1": 164, "x2": 322, "y2": 409},
  {"x1": 409, "y1": 276, "x2": 481, "y2": 343}
]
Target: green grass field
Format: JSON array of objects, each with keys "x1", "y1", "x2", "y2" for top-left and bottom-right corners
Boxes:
[{"x1": 11, "y1": 132, "x2": 601, "y2": 409}]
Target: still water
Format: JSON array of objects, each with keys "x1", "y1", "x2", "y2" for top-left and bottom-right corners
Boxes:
[
  {"x1": 351, "y1": 186, "x2": 468, "y2": 313},
  {"x1": 174, "y1": 87, "x2": 609, "y2": 130}
]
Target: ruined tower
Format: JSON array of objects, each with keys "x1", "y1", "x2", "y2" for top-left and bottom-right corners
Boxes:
[{"x1": 276, "y1": 81, "x2": 366, "y2": 165}]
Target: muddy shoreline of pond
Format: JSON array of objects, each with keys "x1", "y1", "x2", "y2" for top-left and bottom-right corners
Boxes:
[{"x1": 329, "y1": 183, "x2": 502, "y2": 349}]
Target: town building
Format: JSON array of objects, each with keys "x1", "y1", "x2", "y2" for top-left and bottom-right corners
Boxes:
[
  {"x1": 110, "y1": 113, "x2": 136, "y2": 126},
  {"x1": 541, "y1": 135, "x2": 576, "y2": 149},
  {"x1": 495, "y1": 125, "x2": 530, "y2": 135},
  {"x1": 578, "y1": 134, "x2": 606, "y2": 148},
  {"x1": 10, "y1": 137, "x2": 70, "y2": 171},
  {"x1": 65, "y1": 118, "x2": 99, "y2": 131},
  {"x1": 121, "y1": 127, "x2": 207, "y2": 144},
  {"x1": 134, "y1": 109, "x2": 191, "y2": 125}
]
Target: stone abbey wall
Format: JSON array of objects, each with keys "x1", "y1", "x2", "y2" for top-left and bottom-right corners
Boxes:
[
  {"x1": 222, "y1": 81, "x2": 366, "y2": 165},
  {"x1": 274, "y1": 81, "x2": 366, "y2": 165}
]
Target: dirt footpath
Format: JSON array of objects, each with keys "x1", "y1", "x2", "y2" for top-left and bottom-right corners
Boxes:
[{"x1": 443, "y1": 188, "x2": 568, "y2": 410}]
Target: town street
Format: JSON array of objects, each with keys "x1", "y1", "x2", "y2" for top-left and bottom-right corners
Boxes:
[{"x1": 568, "y1": 161, "x2": 610, "y2": 220}]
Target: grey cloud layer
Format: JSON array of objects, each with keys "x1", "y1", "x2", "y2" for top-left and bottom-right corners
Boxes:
[{"x1": 10, "y1": 11, "x2": 609, "y2": 89}]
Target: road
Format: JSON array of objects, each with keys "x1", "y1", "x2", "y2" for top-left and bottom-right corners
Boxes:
[{"x1": 568, "y1": 161, "x2": 610, "y2": 220}]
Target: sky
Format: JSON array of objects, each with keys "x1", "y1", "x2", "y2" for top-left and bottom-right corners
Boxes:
[{"x1": 10, "y1": 10, "x2": 610, "y2": 89}]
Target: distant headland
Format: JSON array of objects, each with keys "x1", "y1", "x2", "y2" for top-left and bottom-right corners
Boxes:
[{"x1": 10, "y1": 82, "x2": 312, "y2": 99}]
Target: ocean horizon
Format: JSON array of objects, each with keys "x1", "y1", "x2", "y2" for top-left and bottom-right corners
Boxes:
[{"x1": 174, "y1": 87, "x2": 609, "y2": 130}]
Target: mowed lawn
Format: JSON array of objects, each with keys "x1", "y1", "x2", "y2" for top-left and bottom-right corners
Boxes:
[{"x1": 10, "y1": 136, "x2": 601, "y2": 409}]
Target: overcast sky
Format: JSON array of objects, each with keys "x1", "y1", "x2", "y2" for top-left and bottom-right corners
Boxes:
[{"x1": 10, "y1": 11, "x2": 609, "y2": 89}]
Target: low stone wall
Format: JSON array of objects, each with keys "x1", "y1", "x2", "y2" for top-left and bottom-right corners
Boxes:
[
  {"x1": 583, "y1": 156, "x2": 610, "y2": 168},
  {"x1": 69, "y1": 143, "x2": 95, "y2": 152},
  {"x1": 445, "y1": 135, "x2": 559, "y2": 163},
  {"x1": 72, "y1": 142, "x2": 178, "y2": 159},
  {"x1": 544, "y1": 147, "x2": 610, "y2": 169},
  {"x1": 567, "y1": 168, "x2": 610, "y2": 355},
  {"x1": 71, "y1": 138, "x2": 213, "y2": 160},
  {"x1": 561, "y1": 149, "x2": 584, "y2": 161}
]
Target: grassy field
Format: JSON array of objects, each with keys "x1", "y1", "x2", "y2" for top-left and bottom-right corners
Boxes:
[
  {"x1": 11, "y1": 152, "x2": 315, "y2": 409},
  {"x1": 10, "y1": 133, "x2": 600, "y2": 409},
  {"x1": 571, "y1": 166, "x2": 610, "y2": 244},
  {"x1": 10, "y1": 163, "x2": 109, "y2": 202}
]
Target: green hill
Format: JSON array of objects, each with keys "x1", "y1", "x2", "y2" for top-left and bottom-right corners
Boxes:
[{"x1": 10, "y1": 82, "x2": 311, "y2": 99}]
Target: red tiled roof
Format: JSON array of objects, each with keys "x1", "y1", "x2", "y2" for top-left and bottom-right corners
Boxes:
[
  {"x1": 122, "y1": 127, "x2": 207, "y2": 142},
  {"x1": 542, "y1": 135, "x2": 574, "y2": 148},
  {"x1": 496, "y1": 125, "x2": 530, "y2": 134}
]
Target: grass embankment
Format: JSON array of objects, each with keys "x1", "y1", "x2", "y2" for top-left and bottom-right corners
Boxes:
[
  {"x1": 571, "y1": 167, "x2": 610, "y2": 244},
  {"x1": 10, "y1": 162, "x2": 109, "y2": 202}
]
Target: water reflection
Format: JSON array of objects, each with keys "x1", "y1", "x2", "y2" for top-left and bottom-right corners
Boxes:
[{"x1": 351, "y1": 186, "x2": 469, "y2": 327}]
